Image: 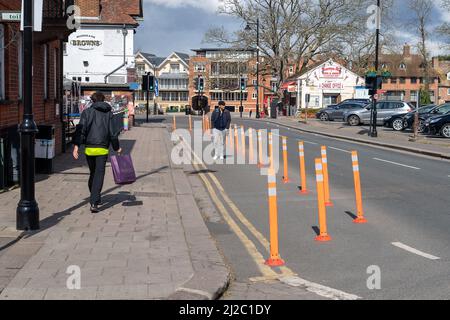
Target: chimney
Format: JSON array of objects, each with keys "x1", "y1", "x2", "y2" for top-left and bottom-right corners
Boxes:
[
  {"x1": 403, "y1": 44, "x2": 411, "y2": 57},
  {"x1": 432, "y1": 57, "x2": 439, "y2": 69}
]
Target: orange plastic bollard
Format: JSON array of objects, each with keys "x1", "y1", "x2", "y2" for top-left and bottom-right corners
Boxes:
[
  {"x1": 249, "y1": 128, "x2": 254, "y2": 163},
  {"x1": 173, "y1": 115, "x2": 176, "y2": 131},
  {"x1": 265, "y1": 169, "x2": 285, "y2": 267},
  {"x1": 314, "y1": 158, "x2": 332, "y2": 242},
  {"x1": 351, "y1": 151, "x2": 367, "y2": 224},
  {"x1": 234, "y1": 125, "x2": 239, "y2": 155},
  {"x1": 321, "y1": 146, "x2": 333, "y2": 207},
  {"x1": 298, "y1": 141, "x2": 309, "y2": 194},
  {"x1": 257, "y1": 130, "x2": 264, "y2": 168},
  {"x1": 268, "y1": 132, "x2": 274, "y2": 171},
  {"x1": 282, "y1": 136, "x2": 291, "y2": 183},
  {"x1": 189, "y1": 114, "x2": 192, "y2": 132},
  {"x1": 241, "y1": 126, "x2": 246, "y2": 159}
]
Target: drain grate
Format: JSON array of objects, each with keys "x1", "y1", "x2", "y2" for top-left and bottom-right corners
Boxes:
[{"x1": 133, "y1": 192, "x2": 174, "y2": 198}]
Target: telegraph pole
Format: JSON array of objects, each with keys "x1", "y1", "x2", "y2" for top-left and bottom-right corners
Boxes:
[{"x1": 17, "y1": 0, "x2": 40, "y2": 230}]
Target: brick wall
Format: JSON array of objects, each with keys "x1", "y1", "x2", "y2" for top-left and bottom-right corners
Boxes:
[
  {"x1": 0, "y1": 23, "x2": 64, "y2": 154},
  {"x1": 76, "y1": 0, "x2": 100, "y2": 17}
]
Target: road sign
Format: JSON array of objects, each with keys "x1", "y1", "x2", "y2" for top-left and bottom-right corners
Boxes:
[{"x1": 155, "y1": 78, "x2": 159, "y2": 97}]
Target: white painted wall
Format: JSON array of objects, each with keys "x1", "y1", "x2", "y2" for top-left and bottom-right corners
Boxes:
[{"x1": 64, "y1": 25, "x2": 136, "y2": 84}]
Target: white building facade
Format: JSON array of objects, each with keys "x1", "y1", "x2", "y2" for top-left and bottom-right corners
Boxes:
[
  {"x1": 296, "y1": 59, "x2": 366, "y2": 109},
  {"x1": 64, "y1": 25, "x2": 136, "y2": 85}
]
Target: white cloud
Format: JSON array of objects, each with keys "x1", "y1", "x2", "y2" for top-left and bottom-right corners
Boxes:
[{"x1": 143, "y1": 0, "x2": 221, "y2": 13}]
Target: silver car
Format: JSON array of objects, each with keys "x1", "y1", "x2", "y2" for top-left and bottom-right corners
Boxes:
[{"x1": 343, "y1": 101, "x2": 414, "y2": 126}]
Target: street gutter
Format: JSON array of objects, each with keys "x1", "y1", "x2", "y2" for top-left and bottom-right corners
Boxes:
[{"x1": 253, "y1": 118, "x2": 450, "y2": 161}]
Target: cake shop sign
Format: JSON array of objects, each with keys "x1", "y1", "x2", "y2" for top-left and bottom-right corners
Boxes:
[
  {"x1": 71, "y1": 35, "x2": 102, "y2": 50},
  {"x1": 321, "y1": 66, "x2": 342, "y2": 78}
]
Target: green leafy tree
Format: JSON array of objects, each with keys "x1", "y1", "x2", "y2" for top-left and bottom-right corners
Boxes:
[{"x1": 420, "y1": 88, "x2": 432, "y2": 105}]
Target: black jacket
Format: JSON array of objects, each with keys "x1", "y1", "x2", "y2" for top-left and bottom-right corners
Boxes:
[
  {"x1": 211, "y1": 108, "x2": 231, "y2": 131},
  {"x1": 73, "y1": 102, "x2": 120, "y2": 151}
]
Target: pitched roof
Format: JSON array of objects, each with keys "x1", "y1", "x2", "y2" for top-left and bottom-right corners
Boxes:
[
  {"x1": 80, "y1": 0, "x2": 143, "y2": 26},
  {"x1": 174, "y1": 52, "x2": 190, "y2": 64},
  {"x1": 379, "y1": 52, "x2": 439, "y2": 78}
]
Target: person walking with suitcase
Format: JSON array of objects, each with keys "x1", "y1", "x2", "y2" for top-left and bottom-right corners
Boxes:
[
  {"x1": 211, "y1": 101, "x2": 231, "y2": 161},
  {"x1": 73, "y1": 92, "x2": 122, "y2": 213}
]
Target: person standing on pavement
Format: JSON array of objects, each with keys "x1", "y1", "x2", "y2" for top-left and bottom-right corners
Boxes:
[
  {"x1": 211, "y1": 101, "x2": 231, "y2": 160},
  {"x1": 73, "y1": 92, "x2": 122, "y2": 213}
]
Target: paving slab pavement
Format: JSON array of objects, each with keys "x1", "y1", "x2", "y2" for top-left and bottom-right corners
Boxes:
[{"x1": 0, "y1": 123, "x2": 230, "y2": 300}]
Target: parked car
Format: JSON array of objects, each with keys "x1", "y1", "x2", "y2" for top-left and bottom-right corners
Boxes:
[
  {"x1": 423, "y1": 113, "x2": 450, "y2": 138},
  {"x1": 401, "y1": 104, "x2": 438, "y2": 132},
  {"x1": 383, "y1": 104, "x2": 437, "y2": 131},
  {"x1": 326, "y1": 98, "x2": 371, "y2": 109},
  {"x1": 343, "y1": 101, "x2": 413, "y2": 126},
  {"x1": 315, "y1": 101, "x2": 368, "y2": 121}
]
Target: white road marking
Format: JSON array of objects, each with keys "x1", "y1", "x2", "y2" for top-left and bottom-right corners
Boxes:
[
  {"x1": 302, "y1": 140, "x2": 318, "y2": 145},
  {"x1": 391, "y1": 242, "x2": 440, "y2": 260},
  {"x1": 373, "y1": 158, "x2": 421, "y2": 170},
  {"x1": 279, "y1": 276, "x2": 360, "y2": 300},
  {"x1": 329, "y1": 146, "x2": 352, "y2": 153}
]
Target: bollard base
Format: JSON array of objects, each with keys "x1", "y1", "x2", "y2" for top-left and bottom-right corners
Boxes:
[
  {"x1": 265, "y1": 257, "x2": 285, "y2": 267},
  {"x1": 315, "y1": 235, "x2": 332, "y2": 242},
  {"x1": 282, "y1": 178, "x2": 292, "y2": 184},
  {"x1": 298, "y1": 189, "x2": 309, "y2": 195},
  {"x1": 353, "y1": 217, "x2": 368, "y2": 224},
  {"x1": 325, "y1": 202, "x2": 334, "y2": 207}
]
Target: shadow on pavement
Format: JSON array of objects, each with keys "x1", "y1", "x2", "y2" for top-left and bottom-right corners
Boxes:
[{"x1": 22, "y1": 166, "x2": 169, "y2": 239}]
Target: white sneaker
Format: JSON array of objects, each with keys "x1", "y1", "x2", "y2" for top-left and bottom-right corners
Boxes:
[
  {"x1": 213, "y1": 155, "x2": 219, "y2": 160},
  {"x1": 220, "y1": 156, "x2": 225, "y2": 160}
]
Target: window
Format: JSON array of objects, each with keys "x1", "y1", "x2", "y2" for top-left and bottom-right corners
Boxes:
[
  {"x1": 18, "y1": 33, "x2": 23, "y2": 99},
  {"x1": 252, "y1": 92, "x2": 257, "y2": 100},
  {"x1": 399, "y1": 63, "x2": 406, "y2": 70},
  {"x1": 447, "y1": 73, "x2": 450, "y2": 81},
  {"x1": 391, "y1": 78, "x2": 397, "y2": 84},
  {"x1": 411, "y1": 77, "x2": 417, "y2": 84},
  {"x1": 400, "y1": 77, "x2": 406, "y2": 84},
  {"x1": 54, "y1": 48, "x2": 58, "y2": 99},
  {"x1": 85, "y1": 77, "x2": 90, "y2": 82},
  {"x1": 170, "y1": 64, "x2": 180, "y2": 73},
  {"x1": 0, "y1": 25, "x2": 5, "y2": 99},
  {"x1": 289, "y1": 66, "x2": 294, "y2": 74},
  {"x1": 447, "y1": 88, "x2": 450, "y2": 96},
  {"x1": 252, "y1": 79, "x2": 257, "y2": 86},
  {"x1": 43, "y1": 44, "x2": 48, "y2": 99},
  {"x1": 411, "y1": 90, "x2": 418, "y2": 101}
]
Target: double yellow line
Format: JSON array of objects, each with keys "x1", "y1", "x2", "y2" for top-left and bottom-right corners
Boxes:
[{"x1": 182, "y1": 137, "x2": 296, "y2": 281}]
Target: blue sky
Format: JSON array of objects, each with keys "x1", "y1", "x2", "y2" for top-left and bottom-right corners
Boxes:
[{"x1": 135, "y1": 0, "x2": 449, "y2": 58}]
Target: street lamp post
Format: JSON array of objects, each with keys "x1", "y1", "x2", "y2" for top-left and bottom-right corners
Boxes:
[
  {"x1": 17, "y1": 0, "x2": 40, "y2": 230},
  {"x1": 370, "y1": 0, "x2": 381, "y2": 138},
  {"x1": 246, "y1": 18, "x2": 261, "y2": 118}
]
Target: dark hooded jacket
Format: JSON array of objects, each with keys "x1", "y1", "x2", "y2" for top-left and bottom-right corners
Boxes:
[{"x1": 73, "y1": 102, "x2": 120, "y2": 151}]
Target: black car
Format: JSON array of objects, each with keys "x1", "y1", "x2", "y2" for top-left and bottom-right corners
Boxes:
[
  {"x1": 423, "y1": 113, "x2": 450, "y2": 138},
  {"x1": 383, "y1": 104, "x2": 436, "y2": 131},
  {"x1": 402, "y1": 104, "x2": 438, "y2": 131},
  {"x1": 316, "y1": 100, "x2": 368, "y2": 121}
]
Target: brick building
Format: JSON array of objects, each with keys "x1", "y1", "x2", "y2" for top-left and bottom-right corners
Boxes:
[
  {"x1": 432, "y1": 57, "x2": 450, "y2": 104},
  {"x1": 189, "y1": 48, "x2": 277, "y2": 113},
  {"x1": 379, "y1": 45, "x2": 439, "y2": 104},
  {"x1": 0, "y1": 0, "x2": 75, "y2": 187}
]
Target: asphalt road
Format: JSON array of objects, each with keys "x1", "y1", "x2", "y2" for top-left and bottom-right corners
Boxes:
[{"x1": 161, "y1": 115, "x2": 450, "y2": 300}]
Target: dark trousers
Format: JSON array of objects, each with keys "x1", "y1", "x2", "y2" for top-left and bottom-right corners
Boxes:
[{"x1": 86, "y1": 155, "x2": 108, "y2": 206}]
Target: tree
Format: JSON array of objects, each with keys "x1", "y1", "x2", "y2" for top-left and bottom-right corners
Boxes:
[
  {"x1": 438, "y1": 0, "x2": 450, "y2": 41},
  {"x1": 408, "y1": 0, "x2": 433, "y2": 93},
  {"x1": 204, "y1": 0, "x2": 370, "y2": 96}
]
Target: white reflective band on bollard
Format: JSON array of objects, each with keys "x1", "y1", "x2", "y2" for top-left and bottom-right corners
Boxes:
[
  {"x1": 352, "y1": 155, "x2": 358, "y2": 162},
  {"x1": 322, "y1": 158, "x2": 327, "y2": 163},
  {"x1": 268, "y1": 188, "x2": 277, "y2": 197},
  {"x1": 268, "y1": 175, "x2": 276, "y2": 183},
  {"x1": 315, "y1": 163, "x2": 323, "y2": 171},
  {"x1": 299, "y1": 152, "x2": 304, "y2": 157},
  {"x1": 316, "y1": 174, "x2": 324, "y2": 182},
  {"x1": 321, "y1": 150, "x2": 327, "y2": 155},
  {"x1": 353, "y1": 165, "x2": 359, "y2": 172}
]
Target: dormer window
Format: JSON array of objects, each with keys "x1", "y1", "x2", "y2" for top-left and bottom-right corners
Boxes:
[
  {"x1": 399, "y1": 63, "x2": 406, "y2": 70},
  {"x1": 447, "y1": 72, "x2": 450, "y2": 81},
  {"x1": 381, "y1": 63, "x2": 387, "y2": 69}
]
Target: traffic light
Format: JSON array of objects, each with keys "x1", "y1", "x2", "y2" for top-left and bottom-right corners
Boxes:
[
  {"x1": 198, "y1": 77, "x2": 204, "y2": 92},
  {"x1": 142, "y1": 74, "x2": 155, "y2": 92},
  {"x1": 240, "y1": 77, "x2": 246, "y2": 91},
  {"x1": 365, "y1": 76, "x2": 382, "y2": 96}
]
